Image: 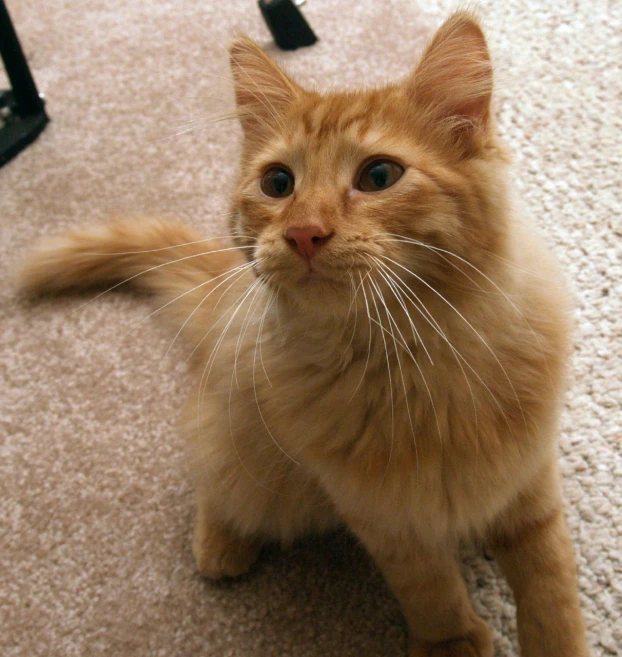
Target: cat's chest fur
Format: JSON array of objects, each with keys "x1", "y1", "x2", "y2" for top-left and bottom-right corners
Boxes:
[{"x1": 215, "y1": 301, "x2": 550, "y2": 544}]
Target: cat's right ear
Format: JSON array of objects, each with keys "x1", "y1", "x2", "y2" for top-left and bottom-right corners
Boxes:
[{"x1": 229, "y1": 37, "x2": 300, "y2": 141}]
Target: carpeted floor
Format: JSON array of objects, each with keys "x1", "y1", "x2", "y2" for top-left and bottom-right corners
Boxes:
[{"x1": 1, "y1": 1, "x2": 620, "y2": 655}]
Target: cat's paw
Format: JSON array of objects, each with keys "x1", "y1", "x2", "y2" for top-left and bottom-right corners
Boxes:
[
  {"x1": 192, "y1": 520, "x2": 259, "y2": 580},
  {"x1": 409, "y1": 615, "x2": 494, "y2": 657}
]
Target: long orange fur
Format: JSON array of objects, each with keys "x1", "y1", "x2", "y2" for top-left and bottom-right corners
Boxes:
[{"x1": 18, "y1": 12, "x2": 589, "y2": 657}]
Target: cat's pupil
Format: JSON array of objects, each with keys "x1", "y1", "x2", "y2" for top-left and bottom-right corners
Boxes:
[
  {"x1": 370, "y1": 164, "x2": 389, "y2": 189},
  {"x1": 261, "y1": 167, "x2": 294, "y2": 198},
  {"x1": 357, "y1": 159, "x2": 403, "y2": 193},
  {"x1": 273, "y1": 171, "x2": 290, "y2": 195}
]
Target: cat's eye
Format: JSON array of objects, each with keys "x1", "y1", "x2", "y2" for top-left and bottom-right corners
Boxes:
[
  {"x1": 357, "y1": 160, "x2": 404, "y2": 193},
  {"x1": 261, "y1": 167, "x2": 295, "y2": 198}
]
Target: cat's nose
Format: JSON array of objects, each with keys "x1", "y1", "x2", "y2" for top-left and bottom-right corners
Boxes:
[{"x1": 284, "y1": 224, "x2": 334, "y2": 261}]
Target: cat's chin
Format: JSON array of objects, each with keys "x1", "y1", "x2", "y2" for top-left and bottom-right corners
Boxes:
[
  {"x1": 271, "y1": 269, "x2": 351, "y2": 313},
  {"x1": 301, "y1": 269, "x2": 332, "y2": 283}
]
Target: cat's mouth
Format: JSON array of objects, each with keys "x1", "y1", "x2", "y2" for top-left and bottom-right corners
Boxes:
[{"x1": 302, "y1": 268, "x2": 330, "y2": 282}]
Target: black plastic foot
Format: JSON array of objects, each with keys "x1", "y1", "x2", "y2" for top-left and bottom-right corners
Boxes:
[
  {"x1": 258, "y1": 0, "x2": 318, "y2": 51},
  {"x1": 0, "y1": 89, "x2": 49, "y2": 166},
  {"x1": 0, "y1": 0, "x2": 50, "y2": 167}
]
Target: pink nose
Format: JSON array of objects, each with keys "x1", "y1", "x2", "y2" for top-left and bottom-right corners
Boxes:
[{"x1": 284, "y1": 224, "x2": 333, "y2": 261}]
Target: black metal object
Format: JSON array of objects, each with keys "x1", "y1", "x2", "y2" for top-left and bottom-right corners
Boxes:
[
  {"x1": 258, "y1": 0, "x2": 318, "y2": 51},
  {"x1": 0, "y1": 0, "x2": 49, "y2": 167}
]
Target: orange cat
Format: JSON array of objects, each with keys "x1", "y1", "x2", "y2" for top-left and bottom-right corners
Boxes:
[{"x1": 19, "y1": 12, "x2": 589, "y2": 657}]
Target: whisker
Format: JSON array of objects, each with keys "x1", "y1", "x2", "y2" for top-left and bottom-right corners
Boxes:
[
  {"x1": 158, "y1": 110, "x2": 241, "y2": 141},
  {"x1": 184, "y1": 260, "x2": 264, "y2": 364},
  {"x1": 374, "y1": 260, "x2": 479, "y2": 434},
  {"x1": 226, "y1": 363, "x2": 284, "y2": 496},
  {"x1": 377, "y1": 234, "x2": 549, "y2": 373},
  {"x1": 73, "y1": 244, "x2": 253, "y2": 314},
  {"x1": 366, "y1": 274, "x2": 395, "y2": 480},
  {"x1": 378, "y1": 254, "x2": 527, "y2": 433},
  {"x1": 377, "y1": 260, "x2": 519, "y2": 445},
  {"x1": 372, "y1": 258, "x2": 434, "y2": 366},
  {"x1": 198, "y1": 276, "x2": 265, "y2": 419},
  {"x1": 233, "y1": 274, "x2": 267, "y2": 388},
  {"x1": 165, "y1": 260, "x2": 257, "y2": 357},
  {"x1": 123, "y1": 259, "x2": 254, "y2": 339},
  {"x1": 194, "y1": 275, "x2": 265, "y2": 494},
  {"x1": 343, "y1": 271, "x2": 360, "y2": 356},
  {"x1": 257, "y1": 281, "x2": 276, "y2": 387},
  {"x1": 251, "y1": 284, "x2": 300, "y2": 466},
  {"x1": 391, "y1": 236, "x2": 553, "y2": 381},
  {"x1": 368, "y1": 274, "x2": 420, "y2": 478},
  {"x1": 369, "y1": 272, "x2": 442, "y2": 449},
  {"x1": 85, "y1": 231, "x2": 253, "y2": 257},
  {"x1": 349, "y1": 270, "x2": 373, "y2": 401}
]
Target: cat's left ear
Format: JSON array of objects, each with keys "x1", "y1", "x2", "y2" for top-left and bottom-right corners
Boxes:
[
  {"x1": 230, "y1": 37, "x2": 301, "y2": 141},
  {"x1": 406, "y1": 12, "x2": 493, "y2": 156}
]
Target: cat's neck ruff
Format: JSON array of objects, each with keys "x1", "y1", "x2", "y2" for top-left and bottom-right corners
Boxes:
[{"x1": 262, "y1": 271, "x2": 504, "y2": 377}]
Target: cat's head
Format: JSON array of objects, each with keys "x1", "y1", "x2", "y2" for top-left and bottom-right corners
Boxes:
[{"x1": 228, "y1": 12, "x2": 509, "y2": 315}]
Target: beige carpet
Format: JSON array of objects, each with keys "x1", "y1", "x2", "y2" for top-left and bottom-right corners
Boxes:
[{"x1": 1, "y1": 0, "x2": 620, "y2": 655}]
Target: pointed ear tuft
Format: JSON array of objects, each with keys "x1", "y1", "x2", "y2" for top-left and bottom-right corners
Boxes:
[
  {"x1": 407, "y1": 12, "x2": 493, "y2": 155},
  {"x1": 229, "y1": 37, "x2": 300, "y2": 140}
]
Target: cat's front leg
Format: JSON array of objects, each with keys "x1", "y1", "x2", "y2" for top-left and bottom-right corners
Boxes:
[
  {"x1": 490, "y1": 466, "x2": 589, "y2": 657},
  {"x1": 346, "y1": 516, "x2": 493, "y2": 657},
  {"x1": 192, "y1": 481, "x2": 260, "y2": 580}
]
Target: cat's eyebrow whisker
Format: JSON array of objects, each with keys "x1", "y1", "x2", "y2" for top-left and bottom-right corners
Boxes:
[
  {"x1": 190, "y1": 23, "x2": 290, "y2": 137},
  {"x1": 172, "y1": 99, "x2": 241, "y2": 126},
  {"x1": 157, "y1": 110, "x2": 242, "y2": 141},
  {"x1": 198, "y1": 68, "x2": 287, "y2": 137}
]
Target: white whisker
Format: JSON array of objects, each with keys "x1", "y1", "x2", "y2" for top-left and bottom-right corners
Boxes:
[
  {"x1": 349, "y1": 270, "x2": 373, "y2": 401},
  {"x1": 184, "y1": 261, "x2": 263, "y2": 364},
  {"x1": 369, "y1": 273, "x2": 442, "y2": 449},
  {"x1": 251, "y1": 285, "x2": 300, "y2": 466},
  {"x1": 73, "y1": 244, "x2": 253, "y2": 314},
  {"x1": 378, "y1": 254, "x2": 527, "y2": 433},
  {"x1": 366, "y1": 275, "x2": 395, "y2": 479}
]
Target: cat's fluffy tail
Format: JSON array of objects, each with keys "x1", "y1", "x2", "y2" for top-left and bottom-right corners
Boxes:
[{"x1": 18, "y1": 217, "x2": 248, "y2": 324}]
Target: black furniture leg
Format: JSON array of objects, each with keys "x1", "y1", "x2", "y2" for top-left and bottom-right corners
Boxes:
[{"x1": 0, "y1": 0, "x2": 49, "y2": 167}]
